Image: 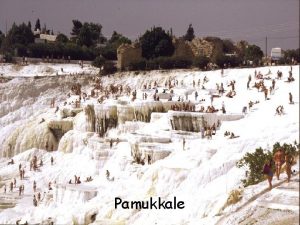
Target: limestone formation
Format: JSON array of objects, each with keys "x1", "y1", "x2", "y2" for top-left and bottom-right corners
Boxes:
[
  {"x1": 84, "y1": 105, "x2": 96, "y2": 132},
  {"x1": 2, "y1": 120, "x2": 58, "y2": 157},
  {"x1": 47, "y1": 119, "x2": 73, "y2": 141}
]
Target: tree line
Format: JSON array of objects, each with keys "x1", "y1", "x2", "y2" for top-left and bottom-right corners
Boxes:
[{"x1": 0, "y1": 20, "x2": 299, "y2": 72}]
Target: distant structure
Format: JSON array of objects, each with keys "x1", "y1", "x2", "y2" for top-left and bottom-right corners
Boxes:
[
  {"x1": 117, "y1": 42, "x2": 142, "y2": 70},
  {"x1": 271, "y1": 47, "x2": 282, "y2": 61},
  {"x1": 117, "y1": 37, "x2": 214, "y2": 70},
  {"x1": 34, "y1": 29, "x2": 57, "y2": 44}
]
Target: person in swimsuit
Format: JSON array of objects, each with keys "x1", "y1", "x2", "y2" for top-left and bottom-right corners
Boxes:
[
  {"x1": 263, "y1": 159, "x2": 273, "y2": 189},
  {"x1": 273, "y1": 149, "x2": 285, "y2": 180},
  {"x1": 285, "y1": 153, "x2": 293, "y2": 182}
]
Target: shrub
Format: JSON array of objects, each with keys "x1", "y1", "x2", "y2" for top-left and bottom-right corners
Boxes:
[
  {"x1": 101, "y1": 61, "x2": 117, "y2": 75},
  {"x1": 227, "y1": 55, "x2": 242, "y2": 67},
  {"x1": 146, "y1": 59, "x2": 159, "y2": 70},
  {"x1": 27, "y1": 42, "x2": 97, "y2": 60},
  {"x1": 173, "y1": 57, "x2": 192, "y2": 69},
  {"x1": 236, "y1": 147, "x2": 273, "y2": 187},
  {"x1": 157, "y1": 57, "x2": 174, "y2": 69},
  {"x1": 92, "y1": 56, "x2": 106, "y2": 68},
  {"x1": 3, "y1": 52, "x2": 13, "y2": 63},
  {"x1": 214, "y1": 54, "x2": 241, "y2": 68},
  {"x1": 100, "y1": 44, "x2": 117, "y2": 60},
  {"x1": 194, "y1": 55, "x2": 210, "y2": 69},
  {"x1": 14, "y1": 43, "x2": 28, "y2": 56},
  {"x1": 128, "y1": 59, "x2": 146, "y2": 71}
]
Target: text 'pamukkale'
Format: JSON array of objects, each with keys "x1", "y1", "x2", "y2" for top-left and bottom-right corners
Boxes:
[{"x1": 115, "y1": 197, "x2": 185, "y2": 209}]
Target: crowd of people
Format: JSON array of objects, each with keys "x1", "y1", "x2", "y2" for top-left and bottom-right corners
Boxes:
[{"x1": 2, "y1": 155, "x2": 56, "y2": 208}]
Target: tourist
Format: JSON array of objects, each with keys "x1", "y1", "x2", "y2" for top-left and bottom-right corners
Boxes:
[
  {"x1": 147, "y1": 155, "x2": 152, "y2": 165},
  {"x1": 195, "y1": 91, "x2": 198, "y2": 101},
  {"x1": 110, "y1": 139, "x2": 113, "y2": 149},
  {"x1": 33, "y1": 181, "x2": 37, "y2": 192},
  {"x1": 221, "y1": 102, "x2": 226, "y2": 114},
  {"x1": 19, "y1": 185, "x2": 22, "y2": 196},
  {"x1": 106, "y1": 170, "x2": 110, "y2": 180},
  {"x1": 200, "y1": 127, "x2": 205, "y2": 139},
  {"x1": 285, "y1": 153, "x2": 293, "y2": 182},
  {"x1": 287, "y1": 71, "x2": 294, "y2": 82},
  {"x1": 33, "y1": 195, "x2": 38, "y2": 207},
  {"x1": 247, "y1": 80, "x2": 250, "y2": 89},
  {"x1": 48, "y1": 182, "x2": 52, "y2": 190},
  {"x1": 37, "y1": 192, "x2": 41, "y2": 202},
  {"x1": 273, "y1": 148, "x2": 285, "y2": 180},
  {"x1": 21, "y1": 169, "x2": 25, "y2": 179},
  {"x1": 10, "y1": 182, "x2": 13, "y2": 192},
  {"x1": 289, "y1": 92, "x2": 294, "y2": 104},
  {"x1": 264, "y1": 88, "x2": 268, "y2": 100},
  {"x1": 263, "y1": 159, "x2": 273, "y2": 189}
]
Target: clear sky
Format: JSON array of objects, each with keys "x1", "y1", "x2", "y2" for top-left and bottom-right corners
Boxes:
[{"x1": 0, "y1": 0, "x2": 299, "y2": 53}]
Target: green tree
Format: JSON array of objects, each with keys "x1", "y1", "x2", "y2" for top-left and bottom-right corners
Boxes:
[
  {"x1": 56, "y1": 33, "x2": 69, "y2": 43},
  {"x1": 222, "y1": 39, "x2": 235, "y2": 53},
  {"x1": 6, "y1": 23, "x2": 34, "y2": 46},
  {"x1": 34, "y1": 18, "x2": 41, "y2": 31},
  {"x1": 109, "y1": 31, "x2": 131, "y2": 45},
  {"x1": 73, "y1": 21, "x2": 105, "y2": 47},
  {"x1": 77, "y1": 23, "x2": 93, "y2": 47},
  {"x1": 206, "y1": 36, "x2": 224, "y2": 63},
  {"x1": 183, "y1": 24, "x2": 195, "y2": 41},
  {"x1": 27, "y1": 21, "x2": 32, "y2": 31},
  {"x1": 71, "y1": 20, "x2": 82, "y2": 37},
  {"x1": 140, "y1": 27, "x2": 174, "y2": 59},
  {"x1": 88, "y1": 22, "x2": 104, "y2": 44},
  {"x1": 99, "y1": 31, "x2": 131, "y2": 60},
  {"x1": 244, "y1": 44, "x2": 263, "y2": 63},
  {"x1": 0, "y1": 30, "x2": 4, "y2": 49},
  {"x1": 236, "y1": 40, "x2": 249, "y2": 59},
  {"x1": 283, "y1": 49, "x2": 300, "y2": 63}
]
